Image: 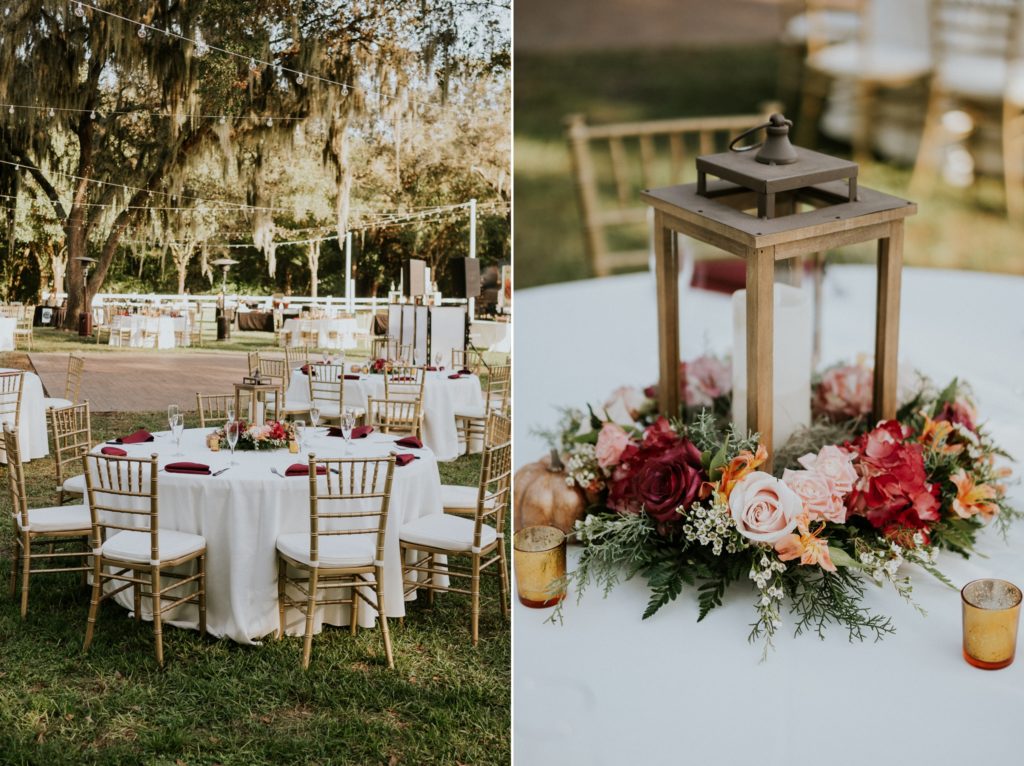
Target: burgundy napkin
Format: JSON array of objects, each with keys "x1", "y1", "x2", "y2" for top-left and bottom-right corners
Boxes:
[
  {"x1": 425, "y1": 366, "x2": 439, "y2": 371},
  {"x1": 285, "y1": 463, "x2": 328, "y2": 476},
  {"x1": 300, "y1": 364, "x2": 315, "y2": 376},
  {"x1": 329, "y1": 425, "x2": 373, "y2": 438},
  {"x1": 391, "y1": 376, "x2": 415, "y2": 382},
  {"x1": 117, "y1": 429, "x2": 154, "y2": 444},
  {"x1": 393, "y1": 454, "x2": 415, "y2": 467},
  {"x1": 394, "y1": 436, "x2": 422, "y2": 449},
  {"x1": 459, "y1": 368, "x2": 472, "y2": 375},
  {"x1": 448, "y1": 373, "x2": 463, "y2": 380},
  {"x1": 165, "y1": 462, "x2": 211, "y2": 475},
  {"x1": 343, "y1": 374, "x2": 361, "y2": 380},
  {"x1": 101, "y1": 446, "x2": 128, "y2": 456}
]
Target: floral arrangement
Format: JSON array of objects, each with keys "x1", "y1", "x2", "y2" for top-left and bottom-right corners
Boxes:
[
  {"x1": 543, "y1": 356, "x2": 1017, "y2": 656},
  {"x1": 368, "y1": 358, "x2": 393, "y2": 375},
  {"x1": 215, "y1": 420, "x2": 294, "y2": 451}
]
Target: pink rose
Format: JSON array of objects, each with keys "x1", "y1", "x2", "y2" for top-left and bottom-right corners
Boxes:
[
  {"x1": 602, "y1": 386, "x2": 647, "y2": 425},
  {"x1": 813, "y1": 363, "x2": 873, "y2": 420},
  {"x1": 595, "y1": 423, "x2": 631, "y2": 469},
  {"x1": 797, "y1": 445, "x2": 858, "y2": 496},
  {"x1": 681, "y1": 355, "x2": 732, "y2": 408},
  {"x1": 782, "y1": 469, "x2": 846, "y2": 524},
  {"x1": 729, "y1": 471, "x2": 803, "y2": 544}
]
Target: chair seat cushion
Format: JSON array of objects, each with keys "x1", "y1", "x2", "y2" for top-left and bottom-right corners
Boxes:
[
  {"x1": 454, "y1": 403, "x2": 486, "y2": 419},
  {"x1": 276, "y1": 532, "x2": 376, "y2": 568},
  {"x1": 102, "y1": 529, "x2": 206, "y2": 564},
  {"x1": 17, "y1": 503, "x2": 91, "y2": 533},
  {"x1": 400, "y1": 513, "x2": 497, "y2": 553},
  {"x1": 440, "y1": 484, "x2": 496, "y2": 511},
  {"x1": 809, "y1": 42, "x2": 931, "y2": 82},
  {"x1": 782, "y1": 10, "x2": 861, "y2": 46},
  {"x1": 936, "y1": 54, "x2": 1014, "y2": 101},
  {"x1": 43, "y1": 397, "x2": 73, "y2": 410},
  {"x1": 62, "y1": 473, "x2": 87, "y2": 495}
]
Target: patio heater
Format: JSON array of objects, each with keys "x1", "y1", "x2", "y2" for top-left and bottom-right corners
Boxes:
[
  {"x1": 74, "y1": 256, "x2": 98, "y2": 337},
  {"x1": 211, "y1": 258, "x2": 239, "y2": 341}
]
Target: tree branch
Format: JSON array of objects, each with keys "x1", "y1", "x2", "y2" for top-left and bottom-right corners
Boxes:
[{"x1": 9, "y1": 149, "x2": 68, "y2": 222}]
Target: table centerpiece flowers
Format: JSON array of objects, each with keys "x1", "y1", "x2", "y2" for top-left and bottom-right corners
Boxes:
[
  {"x1": 368, "y1": 358, "x2": 394, "y2": 375},
  {"x1": 539, "y1": 356, "x2": 1018, "y2": 656},
  {"x1": 215, "y1": 420, "x2": 295, "y2": 451}
]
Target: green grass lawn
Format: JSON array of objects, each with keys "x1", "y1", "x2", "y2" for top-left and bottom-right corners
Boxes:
[
  {"x1": 0, "y1": 410, "x2": 509, "y2": 765},
  {"x1": 515, "y1": 44, "x2": 1024, "y2": 288}
]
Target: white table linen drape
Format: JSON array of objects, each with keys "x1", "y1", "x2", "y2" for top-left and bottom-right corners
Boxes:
[
  {"x1": 0, "y1": 367, "x2": 50, "y2": 463},
  {"x1": 282, "y1": 318, "x2": 358, "y2": 350},
  {"x1": 0, "y1": 317, "x2": 15, "y2": 351}
]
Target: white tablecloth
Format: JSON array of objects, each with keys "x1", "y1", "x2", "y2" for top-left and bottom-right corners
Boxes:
[
  {"x1": 91, "y1": 426, "x2": 444, "y2": 645},
  {"x1": 515, "y1": 265, "x2": 1024, "y2": 765},
  {"x1": 282, "y1": 318, "x2": 358, "y2": 350},
  {"x1": 0, "y1": 367, "x2": 49, "y2": 463},
  {"x1": 284, "y1": 367, "x2": 485, "y2": 462},
  {"x1": 0, "y1": 317, "x2": 15, "y2": 351},
  {"x1": 108, "y1": 315, "x2": 185, "y2": 349}
]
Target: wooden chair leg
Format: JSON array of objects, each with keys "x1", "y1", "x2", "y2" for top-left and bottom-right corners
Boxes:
[
  {"x1": 197, "y1": 554, "x2": 207, "y2": 636},
  {"x1": 301, "y1": 568, "x2": 319, "y2": 670},
  {"x1": 350, "y1": 583, "x2": 359, "y2": 637},
  {"x1": 426, "y1": 554, "x2": 435, "y2": 608},
  {"x1": 133, "y1": 572, "x2": 142, "y2": 622},
  {"x1": 910, "y1": 86, "x2": 946, "y2": 197},
  {"x1": 19, "y1": 539, "x2": 31, "y2": 619},
  {"x1": 497, "y1": 544, "x2": 510, "y2": 622},
  {"x1": 471, "y1": 554, "x2": 481, "y2": 646},
  {"x1": 1002, "y1": 102, "x2": 1024, "y2": 220},
  {"x1": 374, "y1": 570, "x2": 395, "y2": 670},
  {"x1": 151, "y1": 567, "x2": 164, "y2": 667},
  {"x1": 83, "y1": 557, "x2": 103, "y2": 652},
  {"x1": 8, "y1": 543, "x2": 19, "y2": 598},
  {"x1": 277, "y1": 557, "x2": 287, "y2": 639}
]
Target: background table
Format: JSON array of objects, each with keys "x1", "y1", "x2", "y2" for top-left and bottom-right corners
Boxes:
[
  {"x1": 0, "y1": 317, "x2": 16, "y2": 351},
  {"x1": 515, "y1": 265, "x2": 1024, "y2": 765},
  {"x1": 108, "y1": 315, "x2": 185, "y2": 349},
  {"x1": 92, "y1": 427, "x2": 444, "y2": 645},
  {"x1": 282, "y1": 317, "x2": 358, "y2": 350},
  {"x1": 0, "y1": 367, "x2": 50, "y2": 463},
  {"x1": 285, "y1": 367, "x2": 485, "y2": 461}
]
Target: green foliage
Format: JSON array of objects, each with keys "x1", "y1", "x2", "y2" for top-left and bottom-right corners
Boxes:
[{"x1": 786, "y1": 568, "x2": 897, "y2": 643}]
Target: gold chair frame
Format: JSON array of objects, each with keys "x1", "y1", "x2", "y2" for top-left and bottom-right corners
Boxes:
[
  {"x1": 48, "y1": 401, "x2": 92, "y2": 505},
  {"x1": 366, "y1": 397, "x2": 422, "y2": 439}
]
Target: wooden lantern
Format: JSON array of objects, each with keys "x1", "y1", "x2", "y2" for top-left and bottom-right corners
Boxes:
[{"x1": 640, "y1": 115, "x2": 916, "y2": 470}]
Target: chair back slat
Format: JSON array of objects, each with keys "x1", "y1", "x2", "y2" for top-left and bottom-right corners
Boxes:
[
  {"x1": 65, "y1": 354, "x2": 85, "y2": 403},
  {"x1": 84, "y1": 453, "x2": 160, "y2": 561},
  {"x1": 308, "y1": 363, "x2": 346, "y2": 413},
  {"x1": 3, "y1": 424, "x2": 29, "y2": 532},
  {"x1": 384, "y1": 366, "x2": 425, "y2": 402},
  {"x1": 366, "y1": 397, "x2": 421, "y2": 438},
  {"x1": 48, "y1": 402, "x2": 92, "y2": 495},
  {"x1": 196, "y1": 393, "x2": 240, "y2": 428},
  {"x1": 931, "y1": 0, "x2": 1021, "y2": 61}
]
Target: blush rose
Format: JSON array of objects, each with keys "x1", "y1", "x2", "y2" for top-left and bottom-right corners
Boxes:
[{"x1": 730, "y1": 471, "x2": 803, "y2": 544}]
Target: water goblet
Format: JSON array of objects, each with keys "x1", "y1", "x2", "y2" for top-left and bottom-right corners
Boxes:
[
  {"x1": 294, "y1": 419, "x2": 306, "y2": 452},
  {"x1": 434, "y1": 352, "x2": 443, "y2": 370},
  {"x1": 225, "y1": 419, "x2": 240, "y2": 465},
  {"x1": 171, "y1": 413, "x2": 185, "y2": 456},
  {"x1": 341, "y1": 409, "x2": 355, "y2": 455},
  {"x1": 167, "y1": 404, "x2": 180, "y2": 433},
  {"x1": 309, "y1": 405, "x2": 321, "y2": 434}
]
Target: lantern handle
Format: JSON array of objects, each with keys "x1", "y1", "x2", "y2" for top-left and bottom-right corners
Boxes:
[{"x1": 729, "y1": 114, "x2": 794, "y2": 153}]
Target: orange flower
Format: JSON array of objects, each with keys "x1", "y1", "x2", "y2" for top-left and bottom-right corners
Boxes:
[
  {"x1": 918, "y1": 413, "x2": 963, "y2": 455},
  {"x1": 774, "y1": 521, "x2": 836, "y2": 573},
  {"x1": 718, "y1": 444, "x2": 768, "y2": 500},
  {"x1": 950, "y1": 469, "x2": 999, "y2": 520}
]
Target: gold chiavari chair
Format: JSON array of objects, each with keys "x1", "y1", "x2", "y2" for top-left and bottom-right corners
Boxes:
[
  {"x1": 285, "y1": 345, "x2": 315, "y2": 370},
  {"x1": 48, "y1": 402, "x2": 92, "y2": 505},
  {"x1": 196, "y1": 393, "x2": 241, "y2": 428},
  {"x1": 257, "y1": 356, "x2": 305, "y2": 420},
  {"x1": 384, "y1": 365, "x2": 426, "y2": 402},
  {"x1": 365, "y1": 398, "x2": 422, "y2": 439},
  {"x1": 400, "y1": 413, "x2": 511, "y2": 644},
  {"x1": 451, "y1": 348, "x2": 485, "y2": 374},
  {"x1": 444, "y1": 412, "x2": 511, "y2": 518},
  {"x1": 370, "y1": 337, "x2": 398, "y2": 360},
  {"x1": 83, "y1": 453, "x2": 207, "y2": 667},
  {"x1": 396, "y1": 344, "x2": 414, "y2": 364},
  {"x1": 307, "y1": 363, "x2": 364, "y2": 423},
  {"x1": 299, "y1": 321, "x2": 320, "y2": 348},
  {"x1": 43, "y1": 353, "x2": 85, "y2": 410},
  {"x1": 454, "y1": 365, "x2": 510, "y2": 455},
  {"x1": 13, "y1": 313, "x2": 33, "y2": 350},
  {"x1": 0, "y1": 370, "x2": 24, "y2": 463},
  {"x1": 4, "y1": 424, "x2": 91, "y2": 619},
  {"x1": 275, "y1": 454, "x2": 397, "y2": 670},
  {"x1": 93, "y1": 306, "x2": 114, "y2": 344}
]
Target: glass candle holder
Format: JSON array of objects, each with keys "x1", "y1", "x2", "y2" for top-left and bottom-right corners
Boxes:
[
  {"x1": 961, "y1": 578, "x2": 1022, "y2": 670},
  {"x1": 514, "y1": 525, "x2": 566, "y2": 609}
]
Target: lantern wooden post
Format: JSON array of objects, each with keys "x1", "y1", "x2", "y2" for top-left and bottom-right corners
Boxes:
[{"x1": 644, "y1": 145, "x2": 915, "y2": 471}]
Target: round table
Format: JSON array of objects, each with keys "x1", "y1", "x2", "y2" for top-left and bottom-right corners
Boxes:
[
  {"x1": 108, "y1": 315, "x2": 186, "y2": 349},
  {"x1": 91, "y1": 427, "x2": 444, "y2": 645},
  {"x1": 514, "y1": 265, "x2": 1024, "y2": 765},
  {"x1": 0, "y1": 367, "x2": 49, "y2": 463},
  {"x1": 284, "y1": 366, "x2": 485, "y2": 461},
  {"x1": 282, "y1": 317, "x2": 358, "y2": 350}
]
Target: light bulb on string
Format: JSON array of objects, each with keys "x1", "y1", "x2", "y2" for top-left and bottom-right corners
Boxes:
[
  {"x1": 73, "y1": 4, "x2": 85, "y2": 18},
  {"x1": 342, "y1": 84, "x2": 349, "y2": 96},
  {"x1": 48, "y1": 107, "x2": 55, "y2": 118},
  {"x1": 137, "y1": 25, "x2": 148, "y2": 39},
  {"x1": 90, "y1": 110, "x2": 96, "y2": 119},
  {"x1": 219, "y1": 116, "x2": 227, "y2": 125},
  {"x1": 296, "y1": 73, "x2": 305, "y2": 85},
  {"x1": 7, "y1": 106, "x2": 13, "y2": 115},
  {"x1": 266, "y1": 117, "x2": 273, "y2": 127},
  {"x1": 248, "y1": 58, "x2": 258, "y2": 73},
  {"x1": 195, "y1": 39, "x2": 209, "y2": 57}
]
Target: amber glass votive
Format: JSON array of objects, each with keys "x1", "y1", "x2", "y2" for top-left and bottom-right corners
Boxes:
[
  {"x1": 514, "y1": 526, "x2": 566, "y2": 608},
  {"x1": 961, "y1": 579, "x2": 1023, "y2": 670}
]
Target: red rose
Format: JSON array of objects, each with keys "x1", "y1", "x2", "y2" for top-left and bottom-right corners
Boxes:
[
  {"x1": 937, "y1": 399, "x2": 977, "y2": 433},
  {"x1": 608, "y1": 418, "x2": 706, "y2": 523},
  {"x1": 846, "y1": 420, "x2": 940, "y2": 534}
]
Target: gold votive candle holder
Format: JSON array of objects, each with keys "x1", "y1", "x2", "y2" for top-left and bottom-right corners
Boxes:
[
  {"x1": 514, "y1": 525, "x2": 566, "y2": 609},
  {"x1": 961, "y1": 578, "x2": 1022, "y2": 670}
]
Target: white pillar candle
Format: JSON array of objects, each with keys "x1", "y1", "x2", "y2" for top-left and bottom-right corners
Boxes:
[{"x1": 731, "y1": 282, "x2": 812, "y2": 447}]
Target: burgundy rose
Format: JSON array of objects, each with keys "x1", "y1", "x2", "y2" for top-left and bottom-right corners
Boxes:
[
  {"x1": 846, "y1": 420, "x2": 940, "y2": 536},
  {"x1": 937, "y1": 399, "x2": 977, "y2": 433}
]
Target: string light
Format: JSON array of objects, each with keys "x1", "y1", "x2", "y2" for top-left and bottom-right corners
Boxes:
[{"x1": 1, "y1": 102, "x2": 310, "y2": 123}]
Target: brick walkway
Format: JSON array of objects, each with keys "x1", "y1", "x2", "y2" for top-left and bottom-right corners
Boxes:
[{"x1": 29, "y1": 352, "x2": 250, "y2": 413}]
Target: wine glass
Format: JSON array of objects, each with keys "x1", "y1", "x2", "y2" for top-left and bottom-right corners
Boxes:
[
  {"x1": 294, "y1": 419, "x2": 306, "y2": 452},
  {"x1": 171, "y1": 413, "x2": 185, "y2": 456},
  {"x1": 226, "y1": 401, "x2": 236, "y2": 423},
  {"x1": 434, "y1": 352, "x2": 444, "y2": 370},
  {"x1": 167, "y1": 404, "x2": 180, "y2": 434},
  {"x1": 225, "y1": 419, "x2": 240, "y2": 465},
  {"x1": 341, "y1": 409, "x2": 355, "y2": 455},
  {"x1": 309, "y1": 405, "x2": 320, "y2": 434}
]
